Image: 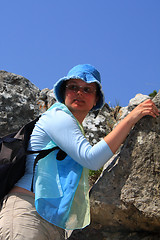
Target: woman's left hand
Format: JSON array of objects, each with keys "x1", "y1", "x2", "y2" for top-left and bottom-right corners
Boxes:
[
  {"x1": 126, "y1": 99, "x2": 159, "y2": 126},
  {"x1": 105, "y1": 99, "x2": 159, "y2": 154}
]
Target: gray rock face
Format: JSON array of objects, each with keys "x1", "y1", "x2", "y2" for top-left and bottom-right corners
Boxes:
[
  {"x1": 0, "y1": 71, "x2": 40, "y2": 136},
  {"x1": 83, "y1": 104, "x2": 115, "y2": 145},
  {"x1": 1, "y1": 70, "x2": 160, "y2": 239},
  {"x1": 71, "y1": 92, "x2": 160, "y2": 239},
  {"x1": 90, "y1": 113, "x2": 160, "y2": 231},
  {"x1": 128, "y1": 93, "x2": 151, "y2": 111},
  {"x1": 37, "y1": 88, "x2": 56, "y2": 113}
]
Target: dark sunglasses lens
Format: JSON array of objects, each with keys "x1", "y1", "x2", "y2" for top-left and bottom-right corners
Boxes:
[{"x1": 66, "y1": 84, "x2": 96, "y2": 94}]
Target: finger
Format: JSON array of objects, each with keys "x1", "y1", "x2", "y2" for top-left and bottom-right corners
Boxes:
[
  {"x1": 141, "y1": 109, "x2": 157, "y2": 118},
  {"x1": 141, "y1": 100, "x2": 159, "y2": 116},
  {"x1": 149, "y1": 101, "x2": 159, "y2": 116},
  {"x1": 153, "y1": 105, "x2": 160, "y2": 117},
  {"x1": 138, "y1": 103, "x2": 159, "y2": 118},
  {"x1": 149, "y1": 105, "x2": 159, "y2": 118}
]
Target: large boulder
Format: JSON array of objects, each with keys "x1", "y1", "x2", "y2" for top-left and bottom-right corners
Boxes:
[
  {"x1": 0, "y1": 71, "x2": 40, "y2": 137},
  {"x1": 70, "y1": 91, "x2": 160, "y2": 240},
  {"x1": 1, "y1": 69, "x2": 160, "y2": 239}
]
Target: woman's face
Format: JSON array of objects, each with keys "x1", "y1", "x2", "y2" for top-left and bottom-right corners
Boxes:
[{"x1": 64, "y1": 79, "x2": 98, "y2": 116}]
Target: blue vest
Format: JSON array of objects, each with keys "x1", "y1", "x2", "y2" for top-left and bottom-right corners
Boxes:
[{"x1": 34, "y1": 103, "x2": 90, "y2": 230}]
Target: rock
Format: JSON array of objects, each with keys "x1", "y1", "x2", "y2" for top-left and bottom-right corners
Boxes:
[
  {"x1": 46, "y1": 89, "x2": 56, "y2": 109},
  {"x1": 70, "y1": 91, "x2": 160, "y2": 239},
  {"x1": 83, "y1": 104, "x2": 116, "y2": 145},
  {"x1": 70, "y1": 225, "x2": 160, "y2": 240},
  {"x1": 128, "y1": 93, "x2": 150, "y2": 111},
  {"x1": 116, "y1": 106, "x2": 129, "y2": 121},
  {"x1": 0, "y1": 71, "x2": 40, "y2": 137},
  {"x1": 37, "y1": 88, "x2": 56, "y2": 114},
  {"x1": 153, "y1": 90, "x2": 160, "y2": 109},
  {"x1": 1, "y1": 69, "x2": 160, "y2": 239}
]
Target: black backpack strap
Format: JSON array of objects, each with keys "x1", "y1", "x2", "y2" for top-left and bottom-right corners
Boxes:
[
  {"x1": 56, "y1": 149, "x2": 67, "y2": 160},
  {"x1": 30, "y1": 146, "x2": 59, "y2": 192},
  {"x1": 32, "y1": 147, "x2": 60, "y2": 170},
  {"x1": 30, "y1": 146, "x2": 67, "y2": 192}
]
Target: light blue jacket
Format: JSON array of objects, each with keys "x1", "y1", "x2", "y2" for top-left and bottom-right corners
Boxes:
[{"x1": 16, "y1": 102, "x2": 113, "y2": 230}]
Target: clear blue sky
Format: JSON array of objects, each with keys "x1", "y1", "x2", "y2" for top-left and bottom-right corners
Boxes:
[{"x1": 0, "y1": 0, "x2": 159, "y2": 107}]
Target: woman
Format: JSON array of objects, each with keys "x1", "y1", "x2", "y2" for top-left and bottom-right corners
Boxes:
[{"x1": 0, "y1": 64, "x2": 159, "y2": 240}]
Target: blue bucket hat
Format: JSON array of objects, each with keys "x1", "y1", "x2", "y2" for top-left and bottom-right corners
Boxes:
[{"x1": 53, "y1": 64, "x2": 105, "y2": 111}]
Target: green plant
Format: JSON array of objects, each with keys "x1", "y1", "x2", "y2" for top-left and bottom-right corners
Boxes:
[
  {"x1": 149, "y1": 90, "x2": 157, "y2": 98},
  {"x1": 89, "y1": 168, "x2": 103, "y2": 186}
]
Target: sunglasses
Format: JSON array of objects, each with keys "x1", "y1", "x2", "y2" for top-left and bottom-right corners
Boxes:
[{"x1": 66, "y1": 84, "x2": 97, "y2": 94}]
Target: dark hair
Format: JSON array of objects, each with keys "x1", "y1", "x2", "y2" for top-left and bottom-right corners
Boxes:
[
  {"x1": 59, "y1": 81, "x2": 67, "y2": 103},
  {"x1": 95, "y1": 83, "x2": 101, "y2": 101}
]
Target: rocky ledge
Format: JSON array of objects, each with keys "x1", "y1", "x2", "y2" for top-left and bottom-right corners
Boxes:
[{"x1": 0, "y1": 70, "x2": 160, "y2": 239}]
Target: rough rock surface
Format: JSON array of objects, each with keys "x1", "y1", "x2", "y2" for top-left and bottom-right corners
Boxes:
[
  {"x1": 83, "y1": 104, "x2": 116, "y2": 145},
  {"x1": 1, "y1": 70, "x2": 160, "y2": 239},
  {"x1": 70, "y1": 91, "x2": 160, "y2": 240},
  {"x1": 37, "y1": 88, "x2": 56, "y2": 113},
  {"x1": 0, "y1": 71, "x2": 40, "y2": 137}
]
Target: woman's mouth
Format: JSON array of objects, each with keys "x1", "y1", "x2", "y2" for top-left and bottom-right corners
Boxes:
[{"x1": 73, "y1": 98, "x2": 85, "y2": 104}]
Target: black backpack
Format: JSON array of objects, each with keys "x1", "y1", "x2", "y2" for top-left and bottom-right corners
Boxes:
[{"x1": 0, "y1": 117, "x2": 66, "y2": 201}]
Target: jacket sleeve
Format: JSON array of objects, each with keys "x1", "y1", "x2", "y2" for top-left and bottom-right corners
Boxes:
[{"x1": 36, "y1": 107, "x2": 113, "y2": 170}]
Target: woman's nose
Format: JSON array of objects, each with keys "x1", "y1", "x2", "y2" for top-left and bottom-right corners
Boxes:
[{"x1": 77, "y1": 88, "x2": 84, "y2": 94}]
